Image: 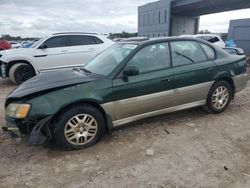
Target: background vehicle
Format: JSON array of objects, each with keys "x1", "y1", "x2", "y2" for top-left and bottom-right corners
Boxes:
[
  {"x1": 21, "y1": 41, "x2": 31, "y2": 47},
  {"x1": 22, "y1": 42, "x2": 34, "y2": 48},
  {"x1": 9, "y1": 41, "x2": 22, "y2": 48},
  {"x1": 180, "y1": 34, "x2": 226, "y2": 48},
  {"x1": 3, "y1": 37, "x2": 248, "y2": 150},
  {"x1": 113, "y1": 38, "x2": 124, "y2": 42},
  {"x1": 0, "y1": 32, "x2": 114, "y2": 84},
  {"x1": 0, "y1": 39, "x2": 11, "y2": 51}
]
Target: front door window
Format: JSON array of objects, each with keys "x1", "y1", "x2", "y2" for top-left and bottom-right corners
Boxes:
[{"x1": 126, "y1": 42, "x2": 170, "y2": 74}]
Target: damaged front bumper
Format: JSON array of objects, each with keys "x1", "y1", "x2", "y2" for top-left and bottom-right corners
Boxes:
[
  {"x1": 2, "y1": 116, "x2": 53, "y2": 145},
  {"x1": 0, "y1": 60, "x2": 7, "y2": 78},
  {"x1": 3, "y1": 116, "x2": 23, "y2": 137}
]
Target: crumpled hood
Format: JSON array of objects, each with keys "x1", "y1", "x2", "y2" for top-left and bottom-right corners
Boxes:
[{"x1": 7, "y1": 69, "x2": 98, "y2": 98}]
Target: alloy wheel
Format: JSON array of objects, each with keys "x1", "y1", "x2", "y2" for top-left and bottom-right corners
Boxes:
[
  {"x1": 64, "y1": 114, "x2": 98, "y2": 146},
  {"x1": 212, "y1": 86, "x2": 229, "y2": 110}
]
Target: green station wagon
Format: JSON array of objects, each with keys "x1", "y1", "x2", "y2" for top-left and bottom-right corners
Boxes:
[{"x1": 3, "y1": 37, "x2": 248, "y2": 150}]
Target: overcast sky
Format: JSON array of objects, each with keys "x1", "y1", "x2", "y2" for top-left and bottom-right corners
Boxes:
[{"x1": 0, "y1": 0, "x2": 250, "y2": 37}]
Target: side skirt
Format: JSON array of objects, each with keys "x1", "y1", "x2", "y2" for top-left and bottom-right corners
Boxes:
[{"x1": 112, "y1": 100, "x2": 206, "y2": 127}]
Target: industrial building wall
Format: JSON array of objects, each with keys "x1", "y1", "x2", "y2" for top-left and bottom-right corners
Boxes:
[
  {"x1": 171, "y1": 15, "x2": 199, "y2": 36},
  {"x1": 228, "y1": 18, "x2": 250, "y2": 55},
  {"x1": 138, "y1": 0, "x2": 171, "y2": 37}
]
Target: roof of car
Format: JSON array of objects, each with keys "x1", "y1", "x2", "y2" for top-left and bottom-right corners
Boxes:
[
  {"x1": 180, "y1": 34, "x2": 221, "y2": 38},
  {"x1": 121, "y1": 37, "x2": 149, "y2": 42},
  {"x1": 53, "y1": 32, "x2": 98, "y2": 36},
  {"x1": 119, "y1": 36, "x2": 208, "y2": 46}
]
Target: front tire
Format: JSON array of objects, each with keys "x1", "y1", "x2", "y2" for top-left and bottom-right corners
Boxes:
[
  {"x1": 9, "y1": 63, "x2": 35, "y2": 85},
  {"x1": 203, "y1": 80, "x2": 233, "y2": 114},
  {"x1": 53, "y1": 105, "x2": 105, "y2": 150}
]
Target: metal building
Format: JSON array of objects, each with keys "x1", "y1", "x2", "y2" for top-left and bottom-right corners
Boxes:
[
  {"x1": 138, "y1": 0, "x2": 250, "y2": 37},
  {"x1": 138, "y1": 0, "x2": 171, "y2": 38},
  {"x1": 227, "y1": 18, "x2": 250, "y2": 55}
]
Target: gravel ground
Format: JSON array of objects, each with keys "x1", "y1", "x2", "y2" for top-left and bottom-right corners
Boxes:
[{"x1": 0, "y1": 70, "x2": 250, "y2": 188}]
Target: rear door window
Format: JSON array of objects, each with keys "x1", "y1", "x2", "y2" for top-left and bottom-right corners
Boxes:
[
  {"x1": 170, "y1": 41, "x2": 207, "y2": 67},
  {"x1": 69, "y1": 35, "x2": 104, "y2": 46},
  {"x1": 69, "y1": 35, "x2": 89, "y2": 46}
]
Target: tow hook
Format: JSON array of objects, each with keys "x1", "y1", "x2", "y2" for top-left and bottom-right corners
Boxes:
[
  {"x1": 1, "y1": 126, "x2": 21, "y2": 137},
  {"x1": 2, "y1": 127, "x2": 19, "y2": 132}
]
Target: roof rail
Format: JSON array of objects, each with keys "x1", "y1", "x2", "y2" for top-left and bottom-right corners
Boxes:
[
  {"x1": 122, "y1": 37, "x2": 149, "y2": 42},
  {"x1": 53, "y1": 32, "x2": 97, "y2": 35}
]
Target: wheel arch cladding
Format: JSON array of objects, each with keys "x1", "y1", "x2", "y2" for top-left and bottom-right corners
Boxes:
[
  {"x1": 51, "y1": 100, "x2": 110, "y2": 131},
  {"x1": 215, "y1": 76, "x2": 235, "y2": 98},
  {"x1": 7, "y1": 60, "x2": 35, "y2": 76}
]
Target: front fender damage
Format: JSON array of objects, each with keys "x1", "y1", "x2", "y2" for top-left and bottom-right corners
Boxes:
[{"x1": 28, "y1": 116, "x2": 53, "y2": 146}]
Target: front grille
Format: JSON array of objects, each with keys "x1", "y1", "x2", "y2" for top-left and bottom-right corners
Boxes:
[
  {"x1": 0, "y1": 60, "x2": 2, "y2": 77},
  {"x1": 0, "y1": 60, "x2": 7, "y2": 78}
]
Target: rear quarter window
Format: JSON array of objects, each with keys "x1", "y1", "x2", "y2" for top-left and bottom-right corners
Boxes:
[
  {"x1": 89, "y1": 36, "x2": 103, "y2": 44},
  {"x1": 200, "y1": 43, "x2": 215, "y2": 60}
]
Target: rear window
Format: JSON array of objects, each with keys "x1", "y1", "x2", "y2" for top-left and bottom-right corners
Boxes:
[
  {"x1": 197, "y1": 36, "x2": 220, "y2": 43},
  {"x1": 197, "y1": 36, "x2": 213, "y2": 41},
  {"x1": 208, "y1": 37, "x2": 220, "y2": 43}
]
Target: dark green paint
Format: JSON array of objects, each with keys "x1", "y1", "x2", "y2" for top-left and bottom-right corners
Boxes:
[{"x1": 5, "y1": 37, "x2": 247, "y2": 132}]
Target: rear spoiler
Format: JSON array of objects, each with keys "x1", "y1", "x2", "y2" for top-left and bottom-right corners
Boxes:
[{"x1": 223, "y1": 47, "x2": 244, "y2": 56}]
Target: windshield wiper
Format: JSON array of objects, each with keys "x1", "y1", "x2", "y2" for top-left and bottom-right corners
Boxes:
[
  {"x1": 175, "y1": 52, "x2": 194, "y2": 63},
  {"x1": 73, "y1": 66, "x2": 92, "y2": 74},
  {"x1": 81, "y1": 67, "x2": 92, "y2": 73}
]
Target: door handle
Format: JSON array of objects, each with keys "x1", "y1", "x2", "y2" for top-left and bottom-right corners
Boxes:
[
  {"x1": 161, "y1": 78, "x2": 170, "y2": 83},
  {"x1": 34, "y1": 55, "x2": 47, "y2": 57},
  {"x1": 61, "y1": 50, "x2": 68, "y2": 53},
  {"x1": 207, "y1": 68, "x2": 215, "y2": 73}
]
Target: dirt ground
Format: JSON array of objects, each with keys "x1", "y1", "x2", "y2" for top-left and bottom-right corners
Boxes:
[{"x1": 0, "y1": 71, "x2": 250, "y2": 188}]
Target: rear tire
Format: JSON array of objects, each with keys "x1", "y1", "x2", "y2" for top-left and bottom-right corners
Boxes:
[
  {"x1": 203, "y1": 80, "x2": 233, "y2": 114},
  {"x1": 53, "y1": 105, "x2": 105, "y2": 150},
  {"x1": 9, "y1": 63, "x2": 35, "y2": 85}
]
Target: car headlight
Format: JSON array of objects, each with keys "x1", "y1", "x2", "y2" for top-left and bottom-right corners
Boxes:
[{"x1": 6, "y1": 103, "x2": 31, "y2": 119}]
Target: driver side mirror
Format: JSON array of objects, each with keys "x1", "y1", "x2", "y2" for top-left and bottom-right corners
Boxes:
[
  {"x1": 123, "y1": 66, "x2": 139, "y2": 77},
  {"x1": 38, "y1": 44, "x2": 48, "y2": 50}
]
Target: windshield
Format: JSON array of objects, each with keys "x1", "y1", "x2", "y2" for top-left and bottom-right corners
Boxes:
[
  {"x1": 85, "y1": 43, "x2": 138, "y2": 76},
  {"x1": 31, "y1": 37, "x2": 46, "y2": 48}
]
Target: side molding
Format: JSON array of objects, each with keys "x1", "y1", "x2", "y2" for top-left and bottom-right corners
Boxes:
[{"x1": 112, "y1": 100, "x2": 206, "y2": 127}]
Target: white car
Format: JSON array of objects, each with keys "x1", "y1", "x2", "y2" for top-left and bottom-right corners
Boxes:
[
  {"x1": 0, "y1": 33, "x2": 114, "y2": 84},
  {"x1": 180, "y1": 34, "x2": 226, "y2": 48},
  {"x1": 10, "y1": 41, "x2": 22, "y2": 49}
]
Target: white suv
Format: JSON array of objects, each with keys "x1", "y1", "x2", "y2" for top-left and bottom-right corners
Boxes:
[
  {"x1": 180, "y1": 34, "x2": 226, "y2": 48},
  {"x1": 0, "y1": 32, "x2": 114, "y2": 84}
]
